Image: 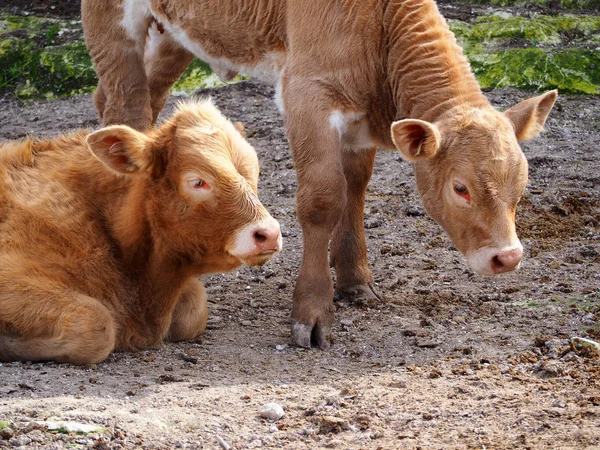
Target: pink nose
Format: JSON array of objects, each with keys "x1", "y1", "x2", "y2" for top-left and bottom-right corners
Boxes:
[
  {"x1": 491, "y1": 248, "x2": 523, "y2": 274},
  {"x1": 252, "y1": 222, "x2": 281, "y2": 254}
]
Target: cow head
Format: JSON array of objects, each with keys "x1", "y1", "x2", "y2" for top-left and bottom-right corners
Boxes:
[
  {"x1": 87, "y1": 99, "x2": 281, "y2": 272},
  {"x1": 391, "y1": 91, "x2": 557, "y2": 275}
]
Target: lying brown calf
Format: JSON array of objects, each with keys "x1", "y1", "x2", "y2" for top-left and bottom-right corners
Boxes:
[
  {"x1": 82, "y1": 0, "x2": 557, "y2": 348},
  {"x1": 0, "y1": 100, "x2": 281, "y2": 364}
]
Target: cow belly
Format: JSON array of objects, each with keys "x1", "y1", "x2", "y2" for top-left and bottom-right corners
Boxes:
[{"x1": 153, "y1": 20, "x2": 283, "y2": 85}]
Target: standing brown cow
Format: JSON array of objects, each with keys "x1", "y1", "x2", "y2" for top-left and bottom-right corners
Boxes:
[
  {"x1": 82, "y1": 0, "x2": 557, "y2": 348},
  {"x1": 0, "y1": 100, "x2": 281, "y2": 364}
]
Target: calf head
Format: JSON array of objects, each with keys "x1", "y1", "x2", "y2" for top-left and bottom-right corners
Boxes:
[
  {"x1": 87, "y1": 99, "x2": 281, "y2": 272},
  {"x1": 391, "y1": 91, "x2": 557, "y2": 275}
]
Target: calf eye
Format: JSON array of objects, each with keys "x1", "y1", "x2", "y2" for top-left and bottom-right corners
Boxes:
[
  {"x1": 190, "y1": 179, "x2": 210, "y2": 190},
  {"x1": 453, "y1": 181, "x2": 471, "y2": 202}
]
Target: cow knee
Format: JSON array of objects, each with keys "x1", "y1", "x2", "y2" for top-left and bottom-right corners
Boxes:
[
  {"x1": 168, "y1": 281, "x2": 208, "y2": 342},
  {"x1": 297, "y1": 178, "x2": 347, "y2": 230},
  {"x1": 61, "y1": 306, "x2": 116, "y2": 364}
]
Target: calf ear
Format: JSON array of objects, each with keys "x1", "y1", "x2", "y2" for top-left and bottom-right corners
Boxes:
[
  {"x1": 391, "y1": 119, "x2": 441, "y2": 161},
  {"x1": 504, "y1": 90, "x2": 557, "y2": 142},
  {"x1": 87, "y1": 126, "x2": 153, "y2": 175}
]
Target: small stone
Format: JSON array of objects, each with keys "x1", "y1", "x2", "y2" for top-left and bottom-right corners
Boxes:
[
  {"x1": 0, "y1": 428, "x2": 13, "y2": 440},
  {"x1": 46, "y1": 421, "x2": 104, "y2": 434},
  {"x1": 9, "y1": 435, "x2": 32, "y2": 447},
  {"x1": 26, "y1": 430, "x2": 44, "y2": 443},
  {"x1": 318, "y1": 416, "x2": 349, "y2": 434},
  {"x1": 561, "y1": 352, "x2": 582, "y2": 363},
  {"x1": 259, "y1": 403, "x2": 285, "y2": 421},
  {"x1": 405, "y1": 206, "x2": 425, "y2": 217}
]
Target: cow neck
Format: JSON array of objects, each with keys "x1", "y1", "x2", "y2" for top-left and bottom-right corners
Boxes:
[
  {"x1": 383, "y1": 0, "x2": 489, "y2": 123},
  {"x1": 109, "y1": 178, "x2": 189, "y2": 331}
]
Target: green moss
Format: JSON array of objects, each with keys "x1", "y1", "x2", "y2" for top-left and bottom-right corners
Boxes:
[
  {"x1": 173, "y1": 58, "x2": 226, "y2": 92},
  {"x1": 173, "y1": 58, "x2": 247, "y2": 93},
  {"x1": 450, "y1": 0, "x2": 600, "y2": 9},
  {"x1": 0, "y1": 421, "x2": 9, "y2": 430},
  {"x1": 450, "y1": 14, "x2": 600, "y2": 47},
  {"x1": 37, "y1": 43, "x2": 97, "y2": 98},
  {"x1": 0, "y1": 37, "x2": 37, "y2": 88},
  {"x1": 470, "y1": 48, "x2": 600, "y2": 94},
  {"x1": 0, "y1": 14, "x2": 53, "y2": 36}
]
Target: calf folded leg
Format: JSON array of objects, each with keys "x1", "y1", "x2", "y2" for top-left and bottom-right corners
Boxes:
[
  {"x1": 283, "y1": 78, "x2": 347, "y2": 349},
  {"x1": 0, "y1": 288, "x2": 116, "y2": 364},
  {"x1": 167, "y1": 278, "x2": 208, "y2": 342},
  {"x1": 330, "y1": 147, "x2": 380, "y2": 301}
]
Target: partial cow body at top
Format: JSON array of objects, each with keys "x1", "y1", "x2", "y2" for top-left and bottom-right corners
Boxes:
[
  {"x1": 0, "y1": 100, "x2": 281, "y2": 364},
  {"x1": 82, "y1": 0, "x2": 557, "y2": 348}
]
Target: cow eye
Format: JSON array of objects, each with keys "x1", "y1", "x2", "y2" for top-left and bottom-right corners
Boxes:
[
  {"x1": 453, "y1": 181, "x2": 471, "y2": 202},
  {"x1": 190, "y1": 179, "x2": 210, "y2": 190}
]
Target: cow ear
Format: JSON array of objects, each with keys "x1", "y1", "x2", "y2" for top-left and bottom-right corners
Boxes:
[
  {"x1": 87, "y1": 126, "x2": 153, "y2": 175},
  {"x1": 391, "y1": 119, "x2": 441, "y2": 161},
  {"x1": 504, "y1": 90, "x2": 557, "y2": 142}
]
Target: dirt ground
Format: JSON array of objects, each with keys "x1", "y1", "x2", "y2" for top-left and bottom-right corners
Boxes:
[{"x1": 1, "y1": 1, "x2": 600, "y2": 450}]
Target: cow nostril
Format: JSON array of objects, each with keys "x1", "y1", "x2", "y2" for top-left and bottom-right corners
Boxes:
[
  {"x1": 254, "y1": 231, "x2": 267, "y2": 243},
  {"x1": 491, "y1": 255, "x2": 504, "y2": 272}
]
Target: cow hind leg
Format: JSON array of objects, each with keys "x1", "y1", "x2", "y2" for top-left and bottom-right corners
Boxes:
[
  {"x1": 145, "y1": 26, "x2": 195, "y2": 124},
  {"x1": 0, "y1": 292, "x2": 116, "y2": 365},
  {"x1": 330, "y1": 147, "x2": 380, "y2": 303},
  {"x1": 82, "y1": 0, "x2": 152, "y2": 130},
  {"x1": 167, "y1": 278, "x2": 208, "y2": 342}
]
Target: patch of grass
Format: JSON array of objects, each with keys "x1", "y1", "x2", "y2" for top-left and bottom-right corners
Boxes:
[
  {"x1": 513, "y1": 300, "x2": 543, "y2": 309},
  {"x1": 45, "y1": 22, "x2": 60, "y2": 45},
  {"x1": 0, "y1": 421, "x2": 10, "y2": 430},
  {"x1": 552, "y1": 293, "x2": 600, "y2": 312}
]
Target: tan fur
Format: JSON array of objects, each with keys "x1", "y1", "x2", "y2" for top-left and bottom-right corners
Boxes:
[
  {"x1": 0, "y1": 100, "x2": 279, "y2": 364},
  {"x1": 82, "y1": 0, "x2": 557, "y2": 348}
]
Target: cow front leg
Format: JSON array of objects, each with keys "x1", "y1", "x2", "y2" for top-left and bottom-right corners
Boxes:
[
  {"x1": 330, "y1": 147, "x2": 380, "y2": 301},
  {"x1": 0, "y1": 285, "x2": 116, "y2": 364},
  {"x1": 167, "y1": 278, "x2": 208, "y2": 342},
  {"x1": 145, "y1": 25, "x2": 195, "y2": 124},
  {"x1": 284, "y1": 84, "x2": 347, "y2": 349},
  {"x1": 82, "y1": 0, "x2": 152, "y2": 130}
]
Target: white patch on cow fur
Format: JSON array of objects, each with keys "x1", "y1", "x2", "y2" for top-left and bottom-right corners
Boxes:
[
  {"x1": 466, "y1": 241, "x2": 523, "y2": 276},
  {"x1": 120, "y1": 0, "x2": 152, "y2": 52},
  {"x1": 329, "y1": 110, "x2": 374, "y2": 150},
  {"x1": 229, "y1": 217, "x2": 282, "y2": 258},
  {"x1": 152, "y1": 18, "x2": 283, "y2": 85},
  {"x1": 329, "y1": 110, "x2": 348, "y2": 137},
  {"x1": 274, "y1": 76, "x2": 285, "y2": 114},
  {"x1": 145, "y1": 20, "x2": 164, "y2": 61}
]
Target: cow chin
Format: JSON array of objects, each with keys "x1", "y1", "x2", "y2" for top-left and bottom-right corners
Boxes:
[{"x1": 237, "y1": 252, "x2": 276, "y2": 267}]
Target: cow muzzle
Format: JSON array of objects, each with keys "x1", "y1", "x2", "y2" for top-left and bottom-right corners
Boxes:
[
  {"x1": 228, "y1": 217, "x2": 282, "y2": 266},
  {"x1": 466, "y1": 243, "x2": 524, "y2": 276}
]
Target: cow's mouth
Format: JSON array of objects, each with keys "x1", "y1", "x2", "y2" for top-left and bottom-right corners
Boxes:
[{"x1": 238, "y1": 252, "x2": 277, "y2": 267}]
